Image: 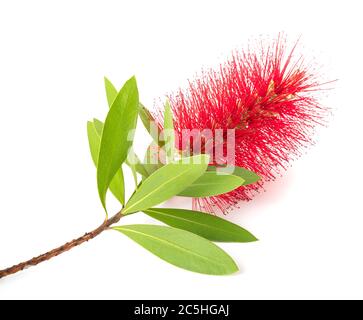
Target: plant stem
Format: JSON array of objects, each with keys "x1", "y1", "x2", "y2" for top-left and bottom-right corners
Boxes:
[{"x1": 0, "y1": 210, "x2": 124, "y2": 280}]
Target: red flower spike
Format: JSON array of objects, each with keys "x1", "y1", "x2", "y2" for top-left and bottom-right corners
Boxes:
[{"x1": 155, "y1": 35, "x2": 331, "y2": 214}]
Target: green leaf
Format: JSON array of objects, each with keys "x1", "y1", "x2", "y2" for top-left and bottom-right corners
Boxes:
[
  {"x1": 87, "y1": 121, "x2": 101, "y2": 165},
  {"x1": 163, "y1": 99, "x2": 175, "y2": 163},
  {"x1": 97, "y1": 76, "x2": 139, "y2": 212},
  {"x1": 139, "y1": 103, "x2": 164, "y2": 147},
  {"x1": 104, "y1": 77, "x2": 118, "y2": 107},
  {"x1": 123, "y1": 154, "x2": 209, "y2": 214},
  {"x1": 143, "y1": 208, "x2": 258, "y2": 242},
  {"x1": 126, "y1": 149, "x2": 149, "y2": 178},
  {"x1": 87, "y1": 121, "x2": 125, "y2": 205},
  {"x1": 93, "y1": 118, "x2": 104, "y2": 136},
  {"x1": 106, "y1": 80, "x2": 163, "y2": 148},
  {"x1": 142, "y1": 143, "x2": 164, "y2": 178},
  {"x1": 134, "y1": 161, "x2": 149, "y2": 178},
  {"x1": 105, "y1": 76, "x2": 145, "y2": 181},
  {"x1": 126, "y1": 148, "x2": 139, "y2": 188},
  {"x1": 179, "y1": 171, "x2": 244, "y2": 197},
  {"x1": 94, "y1": 117, "x2": 148, "y2": 179},
  {"x1": 208, "y1": 166, "x2": 260, "y2": 186},
  {"x1": 113, "y1": 224, "x2": 238, "y2": 275}
]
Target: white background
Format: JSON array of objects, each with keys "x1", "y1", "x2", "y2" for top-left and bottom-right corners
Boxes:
[{"x1": 0, "y1": 0, "x2": 362, "y2": 300}]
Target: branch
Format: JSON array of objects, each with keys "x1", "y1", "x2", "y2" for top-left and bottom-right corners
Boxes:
[{"x1": 0, "y1": 210, "x2": 123, "y2": 280}]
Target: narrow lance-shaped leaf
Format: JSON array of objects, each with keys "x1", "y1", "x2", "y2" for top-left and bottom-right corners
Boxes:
[
  {"x1": 143, "y1": 208, "x2": 258, "y2": 242},
  {"x1": 142, "y1": 142, "x2": 164, "y2": 179},
  {"x1": 208, "y1": 165, "x2": 260, "y2": 185},
  {"x1": 105, "y1": 78, "x2": 148, "y2": 178},
  {"x1": 97, "y1": 76, "x2": 139, "y2": 212},
  {"x1": 104, "y1": 77, "x2": 118, "y2": 107},
  {"x1": 126, "y1": 148, "x2": 139, "y2": 188},
  {"x1": 163, "y1": 99, "x2": 175, "y2": 163},
  {"x1": 113, "y1": 224, "x2": 238, "y2": 275},
  {"x1": 87, "y1": 120, "x2": 125, "y2": 205},
  {"x1": 179, "y1": 171, "x2": 244, "y2": 197},
  {"x1": 140, "y1": 163, "x2": 252, "y2": 195},
  {"x1": 93, "y1": 118, "x2": 104, "y2": 136},
  {"x1": 139, "y1": 103, "x2": 164, "y2": 147},
  {"x1": 126, "y1": 148, "x2": 149, "y2": 178},
  {"x1": 123, "y1": 154, "x2": 209, "y2": 214},
  {"x1": 87, "y1": 121, "x2": 101, "y2": 165}
]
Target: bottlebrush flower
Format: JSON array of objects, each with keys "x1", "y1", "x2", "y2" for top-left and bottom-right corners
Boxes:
[{"x1": 154, "y1": 35, "x2": 331, "y2": 214}]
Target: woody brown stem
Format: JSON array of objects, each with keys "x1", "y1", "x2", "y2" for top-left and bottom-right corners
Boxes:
[{"x1": 0, "y1": 210, "x2": 123, "y2": 280}]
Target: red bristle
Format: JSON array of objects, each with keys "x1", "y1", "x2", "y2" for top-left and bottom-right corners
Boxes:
[{"x1": 155, "y1": 35, "x2": 330, "y2": 214}]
